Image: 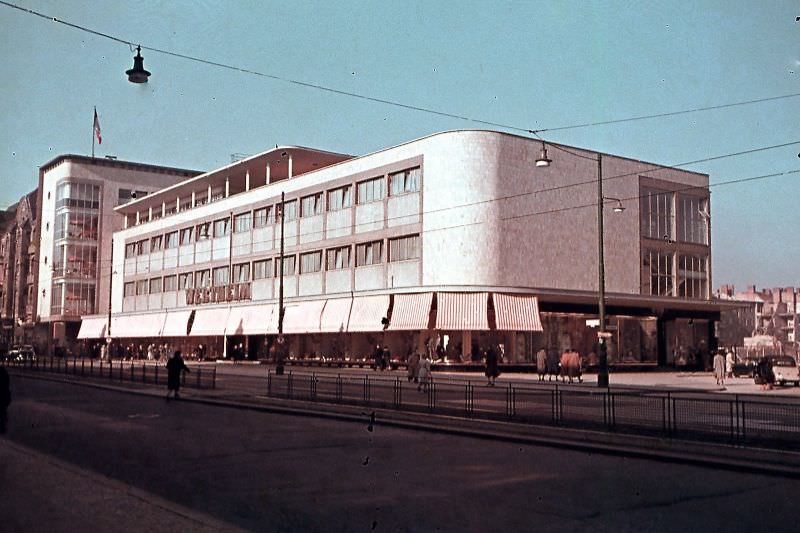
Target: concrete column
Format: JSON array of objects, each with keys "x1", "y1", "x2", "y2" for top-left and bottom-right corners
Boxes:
[
  {"x1": 135, "y1": 211, "x2": 140, "y2": 225},
  {"x1": 176, "y1": 197, "x2": 180, "y2": 212},
  {"x1": 266, "y1": 163, "x2": 270, "y2": 185},
  {"x1": 225, "y1": 177, "x2": 230, "y2": 198},
  {"x1": 191, "y1": 191, "x2": 196, "y2": 208},
  {"x1": 148, "y1": 206, "x2": 153, "y2": 220},
  {"x1": 207, "y1": 184, "x2": 212, "y2": 203},
  {"x1": 161, "y1": 202, "x2": 166, "y2": 218},
  {"x1": 461, "y1": 330, "x2": 472, "y2": 362},
  {"x1": 288, "y1": 155, "x2": 293, "y2": 179},
  {"x1": 245, "y1": 170, "x2": 250, "y2": 191},
  {"x1": 124, "y1": 215, "x2": 129, "y2": 229}
]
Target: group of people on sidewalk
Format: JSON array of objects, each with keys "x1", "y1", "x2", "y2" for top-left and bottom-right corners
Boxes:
[
  {"x1": 405, "y1": 352, "x2": 432, "y2": 392},
  {"x1": 535, "y1": 349, "x2": 583, "y2": 383}
]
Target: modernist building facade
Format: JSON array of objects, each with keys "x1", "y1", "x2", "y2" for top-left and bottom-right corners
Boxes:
[
  {"x1": 81, "y1": 130, "x2": 731, "y2": 366},
  {"x1": 35, "y1": 155, "x2": 200, "y2": 350}
]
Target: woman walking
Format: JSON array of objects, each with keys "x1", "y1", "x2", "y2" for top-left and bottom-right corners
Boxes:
[
  {"x1": 166, "y1": 350, "x2": 190, "y2": 400},
  {"x1": 484, "y1": 346, "x2": 500, "y2": 387}
]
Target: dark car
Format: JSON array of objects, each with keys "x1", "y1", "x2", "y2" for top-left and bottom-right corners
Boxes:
[{"x1": 732, "y1": 357, "x2": 759, "y2": 378}]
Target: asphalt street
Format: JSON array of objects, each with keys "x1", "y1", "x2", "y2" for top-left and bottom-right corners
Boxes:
[{"x1": 2, "y1": 376, "x2": 799, "y2": 532}]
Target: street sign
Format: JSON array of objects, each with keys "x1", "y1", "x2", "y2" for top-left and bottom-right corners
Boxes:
[{"x1": 597, "y1": 331, "x2": 613, "y2": 339}]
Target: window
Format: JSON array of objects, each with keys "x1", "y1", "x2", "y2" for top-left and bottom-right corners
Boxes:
[
  {"x1": 151, "y1": 235, "x2": 163, "y2": 252},
  {"x1": 56, "y1": 181, "x2": 100, "y2": 210},
  {"x1": 389, "y1": 234, "x2": 420, "y2": 262},
  {"x1": 327, "y1": 185, "x2": 353, "y2": 211},
  {"x1": 210, "y1": 186, "x2": 225, "y2": 203},
  {"x1": 179, "y1": 200, "x2": 192, "y2": 212},
  {"x1": 234, "y1": 212, "x2": 252, "y2": 233},
  {"x1": 678, "y1": 254, "x2": 708, "y2": 299},
  {"x1": 389, "y1": 167, "x2": 421, "y2": 195},
  {"x1": 357, "y1": 177, "x2": 384, "y2": 204},
  {"x1": 125, "y1": 243, "x2": 136, "y2": 258},
  {"x1": 165, "y1": 231, "x2": 178, "y2": 249},
  {"x1": 197, "y1": 222, "x2": 211, "y2": 240},
  {"x1": 151, "y1": 209, "x2": 162, "y2": 221},
  {"x1": 641, "y1": 187, "x2": 674, "y2": 240},
  {"x1": 300, "y1": 251, "x2": 322, "y2": 274},
  {"x1": 123, "y1": 282, "x2": 135, "y2": 297},
  {"x1": 643, "y1": 250, "x2": 673, "y2": 296},
  {"x1": 178, "y1": 272, "x2": 193, "y2": 290},
  {"x1": 301, "y1": 193, "x2": 323, "y2": 217},
  {"x1": 117, "y1": 189, "x2": 132, "y2": 206},
  {"x1": 326, "y1": 246, "x2": 351, "y2": 270},
  {"x1": 277, "y1": 255, "x2": 296, "y2": 276},
  {"x1": 233, "y1": 263, "x2": 250, "y2": 283},
  {"x1": 149, "y1": 278, "x2": 163, "y2": 294},
  {"x1": 253, "y1": 259, "x2": 273, "y2": 280},
  {"x1": 253, "y1": 207, "x2": 272, "y2": 228},
  {"x1": 136, "y1": 239, "x2": 150, "y2": 255},
  {"x1": 136, "y1": 279, "x2": 148, "y2": 296},
  {"x1": 138, "y1": 210, "x2": 149, "y2": 224},
  {"x1": 195, "y1": 269, "x2": 211, "y2": 288},
  {"x1": 677, "y1": 195, "x2": 708, "y2": 245},
  {"x1": 165, "y1": 205, "x2": 176, "y2": 216},
  {"x1": 213, "y1": 266, "x2": 230, "y2": 286},
  {"x1": 180, "y1": 227, "x2": 194, "y2": 246},
  {"x1": 280, "y1": 200, "x2": 297, "y2": 221},
  {"x1": 195, "y1": 191, "x2": 208, "y2": 207},
  {"x1": 163, "y1": 275, "x2": 177, "y2": 292},
  {"x1": 213, "y1": 218, "x2": 230, "y2": 238},
  {"x1": 52, "y1": 281, "x2": 96, "y2": 316},
  {"x1": 356, "y1": 240, "x2": 383, "y2": 266},
  {"x1": 55, "y1": 211, "x2": 99, "y2": 241}
]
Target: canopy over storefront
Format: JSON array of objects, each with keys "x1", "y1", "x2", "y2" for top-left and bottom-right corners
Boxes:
[
  {"x1": 436, "y1": 292, "x2": 489, "y2": 331},
  {"x1": 492, "y1": 293, "x2": 543, "y2": 331},
  {"x1": 77, "y1": 316, "x2": 107, "y2": 339},
  {"x1": 387, "y1": 292, "x2": 433, "y2": 331}
]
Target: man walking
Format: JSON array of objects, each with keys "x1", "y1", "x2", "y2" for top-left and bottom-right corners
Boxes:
[{"x1": 166, "y1": 350, "x2": 190, "y2": 400}]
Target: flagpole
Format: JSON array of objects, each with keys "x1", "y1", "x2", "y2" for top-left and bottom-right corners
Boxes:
[{"x1": 92, "y1": 106, "x2": 96, "y2": 158}]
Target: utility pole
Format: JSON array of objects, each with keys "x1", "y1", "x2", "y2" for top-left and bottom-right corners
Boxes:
[
  {"x1": 106, "y1": 237, "x2": 114, "y2": 359},
  {"x1": 276, "y1": 192, "x2": 286, "y2": 375}
]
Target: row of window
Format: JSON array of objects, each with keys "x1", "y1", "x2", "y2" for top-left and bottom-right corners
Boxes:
[
  {"x1": 640, "y1": 187, "x2": 708, "y2": 245},
  {"x1": 642, "y1": 250, "x2": 708, "y2": 299},
  {"x1": 123, "y1": 235, "x2": 421, "y2": 296},
  {"x1": 56, "y1": 181, "x2": 100, "y2": 210}
]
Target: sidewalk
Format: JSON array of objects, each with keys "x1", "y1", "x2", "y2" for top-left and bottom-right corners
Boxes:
[{"x1": 0, "y1": 438, "x2": 244, "y2": 533}]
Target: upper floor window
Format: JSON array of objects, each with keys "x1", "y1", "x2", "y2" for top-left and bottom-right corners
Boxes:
[
  {"x1": 55, "y1": 212, "x2": 98, "y2": 241},
  {"x1": 138, "y1": 210, "x2": 149, "y2": 224},
  {"x1": 389, "y1": 234, "x2": 420, "y2": 262},
  {"x1": 136, "y1": 239, "x2": 150, "y2": 255},
  {"x1": 676, "y1": 195, "x2": 708, "y2": 245},
  {"x1": 326, "y1": 246, "x2": 351, "y2": 270},
  {"x1": 196, "y1": 222, "x2": 211, "y2": 240},
  {"x1": 642, "y1": 250, "x2": 673, "y2": 297},
  {"x1": 253, "y1": 207, "x2": 273, "y2": 228},
  {"x1": 300, "y1": 251, "x2": 323, "y2": 274},
  {"x1": 233, "y1": 263, "x2": 250, "y2": 283},
  {"x1": 280, "y1": 200, "x2": 297, "y2": 221},
  {"x1": 178, "y1": 272, "x2": 193, "y2": 290},
  {"x1": 149, "y1": 278, "x2": 163, "y2": 294},
  {"x1": 234, "y1": 212, "x2": 252, "y2": 233},
  {"x1": 56, "y1": 181, "x2": 100, "y2": 210},
  {"x1": 151, "y1": 235, "x2": 163, "y2": 252},
  {"x1": 327, "y1": 185, "x2": 353, "y2": 211},
  {"x1": 210, "y1": 186, "x2": 225, "y2": 203},
  {"x1": 165, "y1": 231, "x2": 179, "y2": 249},
  {"x1": 180, "y1": 227, "x2": 194, "y2": 246},
  {"x1": 278, "y1": 255, "x2": 296, "y2": 276},
  {"x1": 253, "y1": 259, "x2": 274, "y2": 280},
  {"x1": 195, "y1": 269, "x2": 211, "y2": 288},
  {"x1": 301, "y1": 193, "x2": 323, "y2": 217},
  {"x1": 641, "y1": 187, "x2": 673, "y2": 241},
  {"x1": 163, "y1": 275, "x2": 177, "y2": 292},
  {"x1": 165, "y1": 204, "x2": 177, "y2": 216},
  {"x1": 136, "y1": 279, "x2": 148, "y2": 296},
  {"x1": 678, "y1": 254, "x2": 708, "y2": 299},
  {"x1": 213, "y1": 266, "x2": 229, "y2": 286},
  {"x1": 124, "y1": 243, "x2": 136, "y2": 258},
  {"x1": 123, "y1": 282, "x2": 135, "y2": 297},
  {"x1": 194, "y1": 190, "x2": 208, "y2": 207},
  {"x1": 117, "y1": 189, "x2": 148, "y2": 206},
  {"x1": 389, "y1": 167, "x2": 421, "y2": 196},
  {"x1": 179, "y1": 199, "x2": 192, "y2": 212},
  {"x1": 357, "y1": 177, "x2": 384, "y2": 204},
  {"x1": 213, "y1": 218, "x2": 230, "y2": 238},
  {"x1": 356, "y1": 240, "x2": 383, "y2": 266}
]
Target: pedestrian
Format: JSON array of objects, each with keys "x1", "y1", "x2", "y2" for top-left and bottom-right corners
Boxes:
[
  {"x1": 166, "y1": 350, "x2": 190, "y2": 400},
  {"x1": 546, "y1": 349, "x2": 559, "y2": 382},
  {"x1": 0, "y1": 365, "x2": 10, "y2": 434},
  {"x1": 381, "y1": 345, "x2": 391, "y2": 371},
  {"x1": 713, "y1": 349, "x2": 726, "y2": 386},
  {"x1": 407, "y1": 352, "x2": 420, "y2": 383},
  {"x1": 755, "y1": 356, "x2": 774, "y2": 391},
  {"x1": 373, "y1": 345, "x2": 383, "y2": 371},
  {"x1": 418, "y1": 354, "x2": 432, "y2": 393},
  {"x1": 484, "y1": 346, "x2": 500, "y2": 386},
  {"x1": 725, "y1": 349, "x2": 734, "y2": 379},
  {"x1": 536, "y1": 349, "x2": 547, "y2": 381}
]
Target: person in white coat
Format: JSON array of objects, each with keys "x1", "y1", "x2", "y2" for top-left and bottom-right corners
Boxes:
[{"x1": 417, "y1": 355, "x2": 432, "y2": 393}]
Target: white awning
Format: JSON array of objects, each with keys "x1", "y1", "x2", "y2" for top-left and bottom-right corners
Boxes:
[
  {"x1": 492, "y1": 293, "x2": 543, "y2": 332},
  {"x1": 348, "y1": 295, "x2": 390, "y2": 332},
  {"x1": 226, "y1": 304, "x2": 277, "y2": 336},
  {"x1": 77, "y1": 316, "x2": 107, "y2": 339},
  {"x1": 320, "y1": 298, "x2": 352, "y2": 333},
  {"x1": 161, "y1": 309, "x2": 193, "y2": 337},
  {"x1": 110, "y1": 312, "x2": 167, "y2": 338},
  {"x1": 282, "y1": 300, "x2": 326, "y2": 334},
  {"x1": 189, "y1": 307, "x2": 231, "y2": 337},
  {"x1": 387, "y1": 293, "x2": 433, "y2": 330},
  {"x1": 435, "y1": 292, "x2": 489, "y2": 331}
]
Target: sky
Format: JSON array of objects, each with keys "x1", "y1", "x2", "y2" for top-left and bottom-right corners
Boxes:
[{"x1": 0, "y1": 0, "x2": 798, "y2": 290}]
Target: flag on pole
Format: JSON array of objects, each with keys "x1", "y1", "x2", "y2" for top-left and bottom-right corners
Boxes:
[{"x1": 93, "y1": 108, "x2": 102, "y2": 145}]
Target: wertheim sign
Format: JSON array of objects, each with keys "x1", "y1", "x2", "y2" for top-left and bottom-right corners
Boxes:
[{"x1": 186, "y1": 283, "x2": 251, "y2": 305}]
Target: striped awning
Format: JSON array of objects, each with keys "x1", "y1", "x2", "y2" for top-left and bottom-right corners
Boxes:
[
  {"x1": 110, "y1": 311, "x2": 167, "y2": 338},
  {"x1": 77, "y1": 316, "x2": 107, "y2": 339},
  {"x1": 320, "y1": 298, "x2": 352, "y2": 333},
  {"x1": 282, "y1": 300, "x2": 326, "y2": 334},
  {"x1": 492, "y1": 293, "x2": 543, "y2": 331},
  {"x1": 189, "y1": 307, "x2": 231, "y2": 337},
  {"x1": 387, "y1": 293, "x2": 433, "y2": 330},
  {"x1": 347, "y1": 295, "x2": 390, "y2": 332},
  {"x1": 435, "y1": 292, "x2": 489, "y2": 331},
  {"x1": 161, "y1": 309, "x2": 193, "y2": 337},
  {"x1": 226, "y1": 304, "x2": 277, "y2": 336}
]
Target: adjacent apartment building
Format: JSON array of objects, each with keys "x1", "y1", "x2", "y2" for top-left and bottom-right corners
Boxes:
[{"x1": 81, "y1": 130, "x2": 735, "y2": 366}]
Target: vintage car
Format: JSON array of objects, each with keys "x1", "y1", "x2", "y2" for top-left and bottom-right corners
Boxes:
[{"x1": 767, "y1": 355, "x2": 799, "y2": 386}]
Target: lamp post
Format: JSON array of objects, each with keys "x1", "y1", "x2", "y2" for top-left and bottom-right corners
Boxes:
[
  {"x1": 275, "y1": 191, "x2": 286, "y2": 375},
  {"x1": 536, "y1": 142, "x2": 623, "y2": 388}
]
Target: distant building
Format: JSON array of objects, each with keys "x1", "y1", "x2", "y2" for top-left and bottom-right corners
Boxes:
[{"x1": 716, "y1": 284, "x2": 799, "y2": 354}]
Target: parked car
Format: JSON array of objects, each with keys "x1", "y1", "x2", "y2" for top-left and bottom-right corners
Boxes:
[
  {"x1": 7, "y1": 345, "x2": 36, "y2": 362},
  {"x1": 732, "y1": 357, "x2": 759, "y2": 378},
  {"x1": 767, "y1": 355, "x2": 799, "y2": 386}
]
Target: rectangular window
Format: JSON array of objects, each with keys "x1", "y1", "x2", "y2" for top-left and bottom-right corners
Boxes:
[
  {"x1": 389, "y1": 234, "x2": 420, "y2": 262},
  {"x1": 253, "y1": 259, "x2": 274, "y2": 280},
  {"x1": 389, "y1": 167, "x2": 421, "y2": 195},
  {"x1": 678, "y1": 254, "x2": 708, "y2": 299},
  {"x1": 165, "y1": 231, "x2": 178, "y2": 249},
  {"x1": 210, "y1": 186, "x2": 224, "y2": 203},
  {"x1": 356, "y1": 240, "x2": 383, "y2": 266},
  {"x1": 180, "y1": 227, "x2": 194, "y2": 246},
  {"x1": 213, "y1": 266, "x2": 230, "y2": 286},
  {"x1": 357, "y1": 177, "x2": 384, "y2": 204},
  {"x1": 149, "y1": 278, "x2": 163, "y2": 294},
  {"x1": 277, "y1": 255, "x2": 296, "y2": 276},
  {"x1": 301, "y1": 193, "x2": 323, "y2": 217},
  {"x1": 326, "y1": 246, "x2": 351, "y2": 270},
  {"x1": 124, "y1": 243, "x2": 136, "y2": 258},
  {"x1": 118, "y1": 189, "x2": 132, "y2": 206},
  {"x1": 676, "y1": 195, "x2": 708, "y2": 245},
  {"x1": 234, "y1": 212, "x2": 252, "y2": 233},
  {"x1": 178, "y1": 272, "x2": 194, "y2": 290},
  {"x1": 195, "y1": 269, "x2": 211, "y2": 288},
  {"x1": 196, "y1": 222, "x2": 211, "y2": 240},
  {"x1": 232, "y1": 263, "x2": 250, "y2": 283},
  {"x1": 163, "y1": 275, "x2": 177, "y2": 292},
  {"x1": 138, "y1": 210, "x2": 149, "y2": 224},
  {"x1": 253, "y1": 207, "x2": 272, "y2": 228},
  {"x1": 151, "y1": 209, "x2": 162, "y2": 221},
  {"x1": 136, "y1": 239, "x2": 150, "y2": 255},
  {"x1": 123, "y1": 282, "x2": 135, "y2": 297},
  {"x1": 640, "y1": 187, "x2": 674, "y2": 240},
  {"x1": 136, "y1": 279, "x2": 148, "y2": 296},
  {"x1": 300, "y1": 251, "x2": 322, "y2": 274},
  {"x1": 213, "y1": 218, "x2": 230, "y2": 238},
  {"x1": 281, "y1": 200, "x2": 297, "y2": 221},
  {"x1": 151, "y1": 235, "x2": 163, "y2": 252},
  {"x1": 194, "y1": 191, "x2": 208, "y2": 207},
  {"x1": 327, "y1": 185, "x2": 353, "y2": 211},
  {"x1": 642, "y1": 250, "x2": 674, "y2": 297}
]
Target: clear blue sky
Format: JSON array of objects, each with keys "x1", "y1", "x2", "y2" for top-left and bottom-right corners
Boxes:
[{"x1": 1, "y1": 0, "x2": 798, "y2": 290}]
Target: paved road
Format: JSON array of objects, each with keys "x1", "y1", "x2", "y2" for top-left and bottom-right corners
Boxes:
[{"x1": 3, "y1": 376, "x2": 799, "y2": 532}]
